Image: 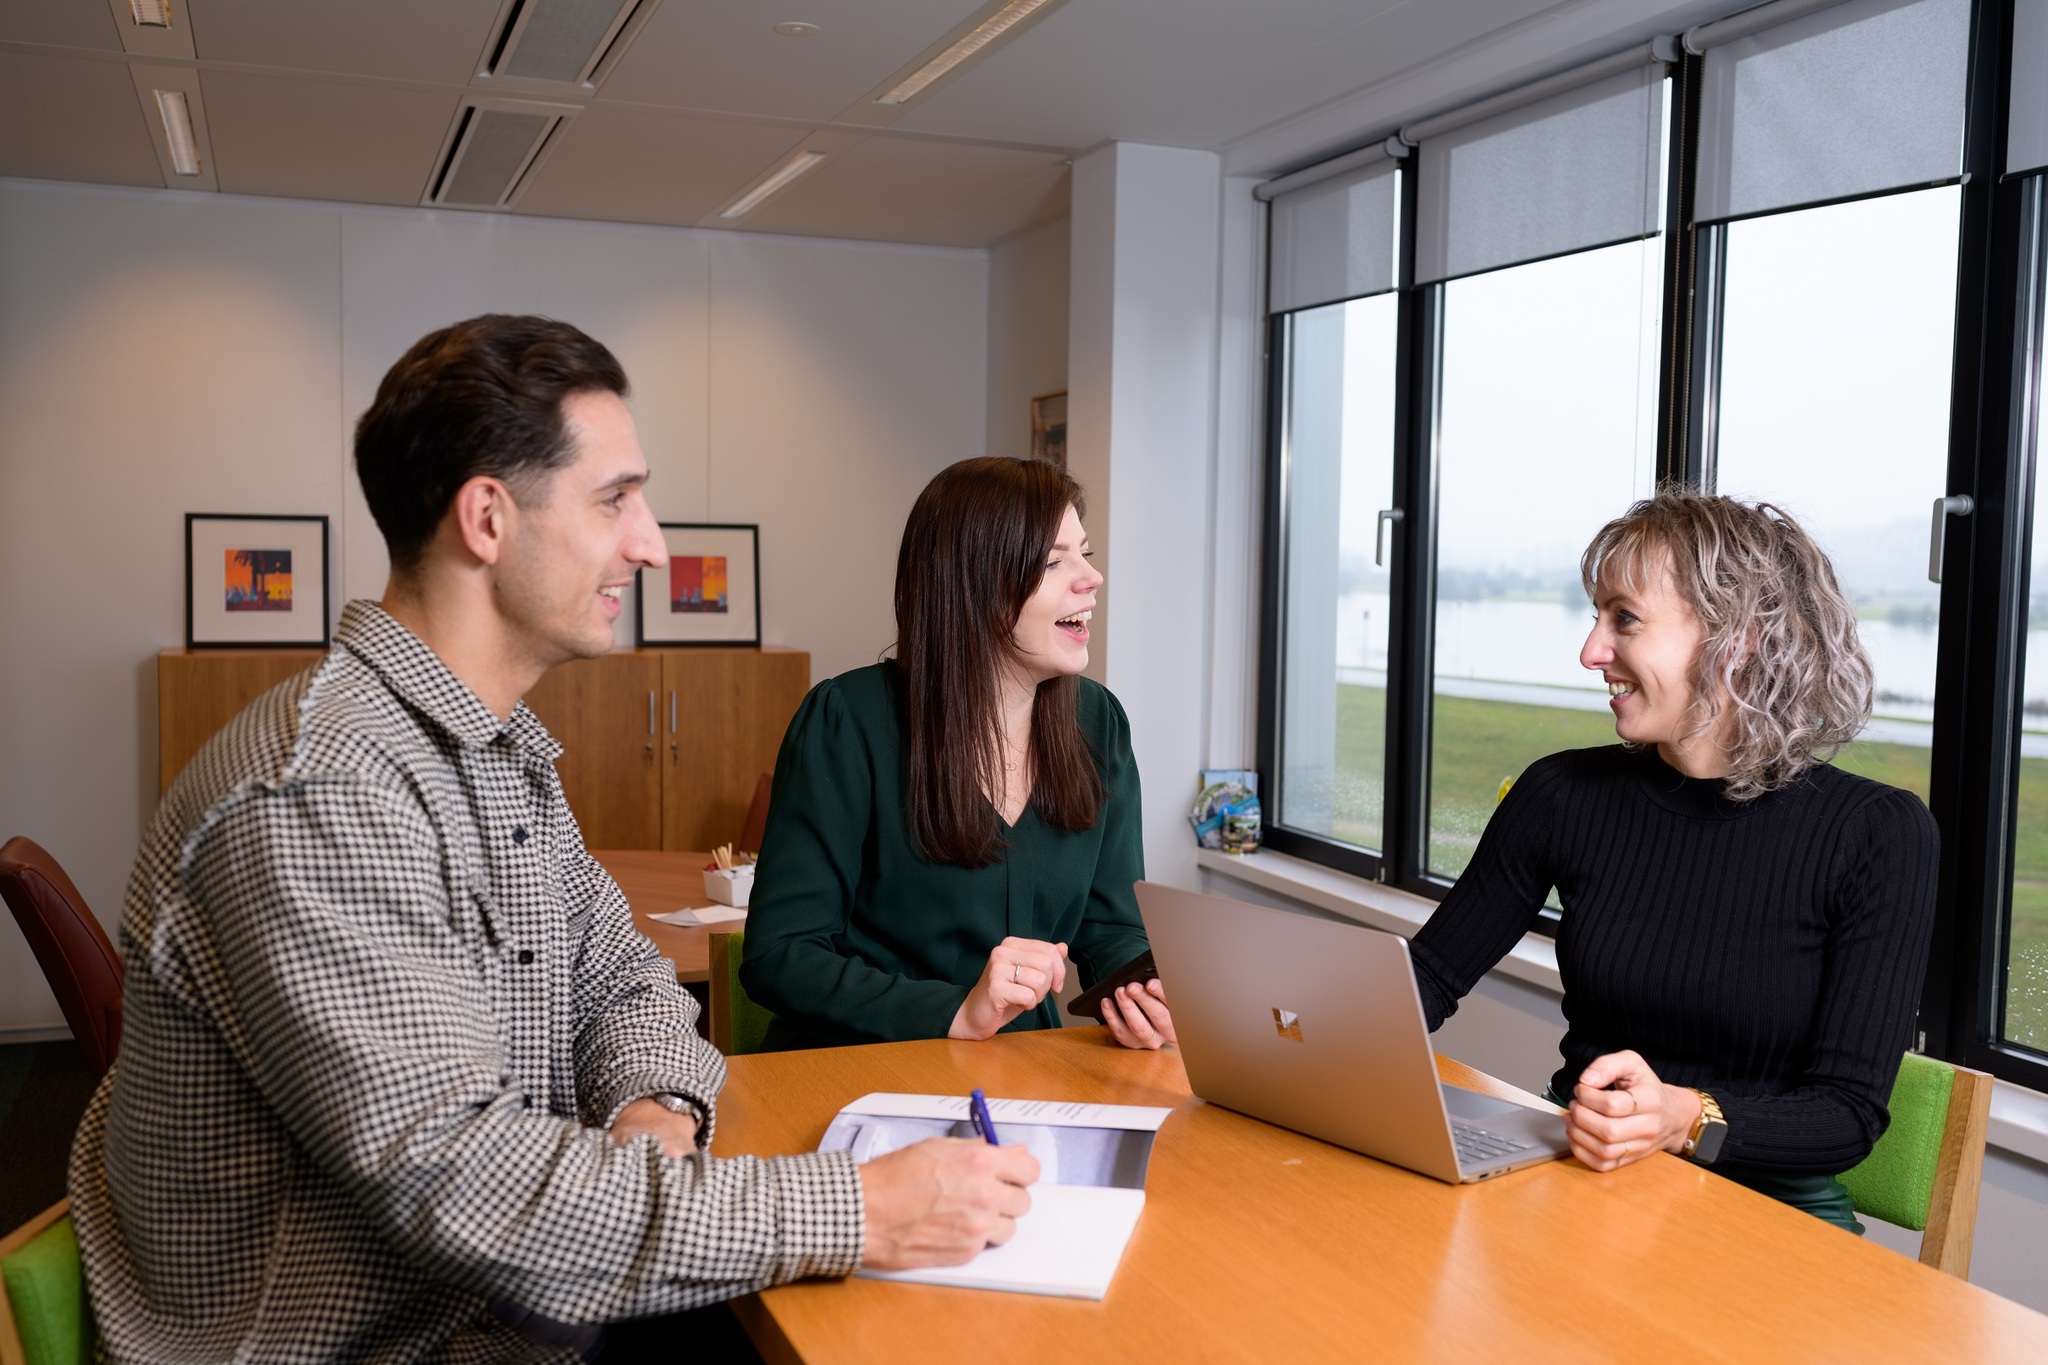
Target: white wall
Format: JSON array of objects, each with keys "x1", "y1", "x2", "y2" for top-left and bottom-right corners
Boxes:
[
  {"x1": 0, "y1": 177, "x2": 986, "y2": 1033},
  {"x1": 984, "y1": 216, "x2": 1069, "y2": 461},
  {"x1": 1069, "y1": 143, "x2": 1223, "y2": 893}
]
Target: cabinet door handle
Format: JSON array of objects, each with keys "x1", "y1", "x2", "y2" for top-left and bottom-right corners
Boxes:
[
  {"x1": 647, "y1": 690, "x2": 656, "y2": 735},
  {"x1": 669, "y1": 690, "x2": 677, "y2": 734}
]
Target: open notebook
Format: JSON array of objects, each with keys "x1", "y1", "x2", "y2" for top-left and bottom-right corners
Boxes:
[{"x1": 818, "y1": 1092, "x2": 1173, "y2": 1299}]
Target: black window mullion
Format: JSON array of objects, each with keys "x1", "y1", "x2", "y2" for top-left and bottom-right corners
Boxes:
[
  {"x1": 1657, "y1": 49, "x2": 1705, "y2": 486},
  {"x1": 1385, "y1": 153, "x2": 1432, "y2": 891},
  {"x1": 1922, "y1": 0, "x2": 2048, "y2": 1093}
]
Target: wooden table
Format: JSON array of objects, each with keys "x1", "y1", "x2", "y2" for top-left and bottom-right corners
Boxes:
[
  {"x1": 712, "y1": 1028, "x2": 2048, "y2": 1364},
  {"x1": 592, "y1": 849, "x2": 720, "y2": 985}
]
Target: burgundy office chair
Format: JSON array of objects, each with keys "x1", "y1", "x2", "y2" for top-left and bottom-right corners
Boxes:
[{"x1": 0, "y1": 837, "x2": 123, "y2": 1078}]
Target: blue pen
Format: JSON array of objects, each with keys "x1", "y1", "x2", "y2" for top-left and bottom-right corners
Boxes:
[{"x1": 968, "y1": 1088, "x2": 1000, "y2": 1145}]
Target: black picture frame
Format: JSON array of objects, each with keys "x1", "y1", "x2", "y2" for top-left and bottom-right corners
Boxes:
[
  {"x1": 185, "y1": 513, "x2": 332, "y2": 649},
  {"x1": 636, "y1": 523, "x2": 762, "y2": 647}
]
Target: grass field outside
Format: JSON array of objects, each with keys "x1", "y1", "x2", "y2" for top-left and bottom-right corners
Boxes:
[{"x1": 1321, "y1": 683, "x2": 2048, "y2": 1051}]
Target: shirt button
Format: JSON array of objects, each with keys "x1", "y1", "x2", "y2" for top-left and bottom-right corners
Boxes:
[
  {"x1": 518, "y1": 949, "x2": 535, "y2": 965},
  {"x1": 512, "y1": 826, "x2": 529, "y2": 845}
]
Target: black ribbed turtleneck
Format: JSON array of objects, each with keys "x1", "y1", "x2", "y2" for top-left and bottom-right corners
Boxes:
[{"x1": 1409, "y1": 745, "x2": 1939, "y2": 1174}]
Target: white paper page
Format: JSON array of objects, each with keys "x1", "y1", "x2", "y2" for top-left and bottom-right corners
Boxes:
[
  {"x1": 858, "y1": 1184, "x2": 1146, "y2": 1300},
  {"x1": 647, "y1": 906, "x2": 747, "y2": 926},
  {"x1": 837, "y1": 1092, "x2": 1173, "y2": 1132}
]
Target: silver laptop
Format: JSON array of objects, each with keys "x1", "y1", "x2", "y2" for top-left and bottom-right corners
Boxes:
[{"x1": 1137, "y1": 882, "x2": 1570, "y2": 1183}]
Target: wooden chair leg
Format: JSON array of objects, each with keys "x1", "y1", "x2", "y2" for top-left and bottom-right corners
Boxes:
[{"x1": 1919, "y1": 1066, "x2": 1993, "y2": 1278}]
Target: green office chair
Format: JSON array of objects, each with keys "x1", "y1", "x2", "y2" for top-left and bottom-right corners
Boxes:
[
  {"x1": 1, "y1": 1201, "x2": 89, "y2": 1365},
  {"x1": 708, "y1": 930, "x2": 775, "y2": 1057},
  {"x1": 1837, "y1": 1052, "x2": 1992, "y2": 1277}
]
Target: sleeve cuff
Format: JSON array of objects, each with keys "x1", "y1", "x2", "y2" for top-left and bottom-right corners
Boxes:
[{"x1": 766, "y1": 1149, "x2": 866, "y2": 1282}]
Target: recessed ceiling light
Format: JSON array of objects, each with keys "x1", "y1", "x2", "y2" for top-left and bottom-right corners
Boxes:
[
  {"x1": 719, "y1": 150, "x2": 827, "y2": 219},
  {"x1": 128, "y1": 0, "x2": 172, "y2": 27},
  {"x1": 874, "y1": 0, "x2": 1052, "y2": 106},
  {"x1": 773, "y1": 22, "x2": 819, "y2": 37},
  {"x1": 153, "y1": 89, "x2": 201, "y2": 176}
]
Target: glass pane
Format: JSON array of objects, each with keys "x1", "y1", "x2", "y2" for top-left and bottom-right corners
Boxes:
[
  {"x1": 2010, "y1": 211, "x2": 2048, "y2": 1055},
  {"x1": 1278, "y1": 293, "x2": 1399, "y2": 850},
  {"x1": 1714, "y1": 186, "x2": 1963, "y2": 808},
  {"x1": 1427, "y1": 238, "x2": 1663, "y2": 878}
]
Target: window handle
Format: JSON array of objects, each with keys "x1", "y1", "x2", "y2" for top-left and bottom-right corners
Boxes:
[
  {"x1": 1376, "y1": 508, "x2": 1405, "y2": 567},
  {"x1": 1928, "y1": 494, "x2": 1973, "y2": 584}
]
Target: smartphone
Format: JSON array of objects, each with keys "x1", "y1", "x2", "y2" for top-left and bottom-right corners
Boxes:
[{"x1": 1064, "y1": 950, "x2": 1158, "y2": 1022}]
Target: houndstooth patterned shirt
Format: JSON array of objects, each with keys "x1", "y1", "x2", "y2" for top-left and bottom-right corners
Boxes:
[{"x1": 69, "y1": 601, "x2": 864, "y2": 1363}]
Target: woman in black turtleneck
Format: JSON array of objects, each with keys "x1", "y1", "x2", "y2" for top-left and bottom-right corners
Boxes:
[{"x1": 1409, "y1": 492, "x2": 1938, "y2": 1233}]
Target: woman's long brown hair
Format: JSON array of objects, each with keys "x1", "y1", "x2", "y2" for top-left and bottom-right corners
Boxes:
[{"x1": 895, "y1": 456, "x2": 1105, "y2": 867}]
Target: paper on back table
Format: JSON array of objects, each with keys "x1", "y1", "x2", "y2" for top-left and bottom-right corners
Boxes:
[{"x1": 820, "y1": 1093, "x2": 1172, "y2": 1300}]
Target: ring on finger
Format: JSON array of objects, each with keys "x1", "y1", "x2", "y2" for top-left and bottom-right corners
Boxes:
[{"x1": 1012, "y1": 963, "x2": 1020, "y2": 984}]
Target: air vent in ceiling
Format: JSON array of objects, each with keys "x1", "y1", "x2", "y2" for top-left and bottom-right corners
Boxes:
[
  {"x1": 424, "y1": 100, "x2": 576, "y2": 209},
  {"x1": 481, "y1": 0, "x2": 657, "y2": 89}
]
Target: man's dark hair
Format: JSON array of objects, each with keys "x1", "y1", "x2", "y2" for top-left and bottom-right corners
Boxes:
[{"x1": 354, "y1": 314, "x2": 629, "y2": 575}]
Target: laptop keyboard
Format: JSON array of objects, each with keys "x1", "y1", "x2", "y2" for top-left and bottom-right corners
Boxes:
[{"x1": 1452, "y1": 1120, "x2": 1539, "y2": 1166}]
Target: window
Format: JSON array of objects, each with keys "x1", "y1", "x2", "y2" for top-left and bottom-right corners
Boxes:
[
  {"x1": 1273, "y1": 294, "x2": 1400, "y2": 853},
  {"x1": 1427, "y1": 238, "x2": 1662, "y2": 879},
  {"x1": 1711, "y1": 186, "x2": 1965, "y2": 804},
  {"x1": 1259, "y1": 1, "x2": 2048, "y2": 1094}
]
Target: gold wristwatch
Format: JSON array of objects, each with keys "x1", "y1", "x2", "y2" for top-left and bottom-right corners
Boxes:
[{"x1": 1682, "y1": 1089, "x2": 1727, "y2": 1164}]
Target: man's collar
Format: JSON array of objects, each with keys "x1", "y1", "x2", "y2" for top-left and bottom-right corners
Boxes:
[{"x1": 335, "y1": 600, "x2": 561, "y2": 759}]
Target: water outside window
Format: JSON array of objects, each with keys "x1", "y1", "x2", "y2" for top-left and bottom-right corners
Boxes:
[
  {"x1": 1425, "y1": 238, "x2": 1663, "y2": 878},
  {"x1": 1277, "y1": 293, "x2": 1399, "y2": 850}
]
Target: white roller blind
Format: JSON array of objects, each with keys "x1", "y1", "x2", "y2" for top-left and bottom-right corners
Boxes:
[
  {"x1": 1694, "y1": 0, "x2": 1970, "y2": 223},
  {"x1": 2014, "y1": 0, "x2": 2048, "y2": 177},
  {"x1": 1268, "y1": 157, "x2": 1400, "y2": 315},
  {"x1": 1414, "y1": 63, "x2": 1664, "y2": 286}
]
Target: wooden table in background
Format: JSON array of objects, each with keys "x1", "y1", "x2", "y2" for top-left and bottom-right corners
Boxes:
[
  {"x1": 712, "y1": 1027, "x2": 2048, "y2": 1365},
  {"x1": 593, "y1": 848, "x2": 719, "y2": 985}
]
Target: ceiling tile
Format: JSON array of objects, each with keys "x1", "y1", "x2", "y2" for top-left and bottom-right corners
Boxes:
[
  {"x1": 0, "y1": 51, "x2": 161, "y2": 187},
  {"x1": 733, "y1": 136, "x2": 1069, "y2": 248},
  {"x1": 599, "y1": 0, "x2": 985, "y2": 123},
  {"x1": 886, "y1": 0, "x2": 1558, "y2": 149},
  {"x1": 201, "y1": 72, "x2": 457, "y2": 205},
  {"x1": 0, "y1": 1, "x2": 121, "y2": 50},
  {"x1": 514, "y1": 106, "x2": 809, "y2": 226},
  {"x1": 185, "y1": 0, "x2": 504, "y2": 84}
]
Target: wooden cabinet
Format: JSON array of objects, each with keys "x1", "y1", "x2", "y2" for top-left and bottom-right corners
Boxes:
[
  {"x1": 525, "y1": 649, "x2": 810, "y2": 851},
  {"x1": 157, "y1": 649, "x2": 325, "y2": 795},
  {"x1": 158, "y1": 647, "x2": 811, "y2": 852}
]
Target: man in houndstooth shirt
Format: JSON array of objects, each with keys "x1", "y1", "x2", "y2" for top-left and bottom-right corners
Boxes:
[{"x1": 69, "y1": 315, "x2": 1036, "y2": 1362}]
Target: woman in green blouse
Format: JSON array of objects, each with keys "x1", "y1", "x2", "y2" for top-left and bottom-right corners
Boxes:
[{"x1": 741, "y1": 456, "x2": 1175, "y2": 1050}]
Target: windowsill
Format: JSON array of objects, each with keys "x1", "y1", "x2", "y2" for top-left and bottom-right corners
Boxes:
[
  {"x1": 1193, "y1": 847, "x2": 1561, "y2": 993},
  {"x1": 1191, "y1": 846, "x2": 2048, "y2": 1170}
]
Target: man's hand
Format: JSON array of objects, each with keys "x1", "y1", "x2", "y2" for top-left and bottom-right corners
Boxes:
[
  {"x1": 948, "y1": 938, "x2": 1069, "y2": 1041},
  {"x1": 1566, "y1": 1050, "x2": 1700, "y2": 1172},
  {"x1": 1100, "y1": 977, "x2": 1176, "y2": 1051},
  {"x1": 858, "y1": 1138, "x2": 1039, "y2": 1269},
  {"x1": 610, "y1": 1097, "x2": 701, "y2": 1158}
]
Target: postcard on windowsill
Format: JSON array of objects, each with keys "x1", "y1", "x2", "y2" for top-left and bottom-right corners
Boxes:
[
  {"x1": 818, "y1": 1092, "x2": 1173, "y2": 1300},
  {"x1": 647, "y1": 906, "x2": 748, "y2": 927}
]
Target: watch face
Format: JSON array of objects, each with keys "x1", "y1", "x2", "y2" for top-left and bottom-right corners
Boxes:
[{"x1": 1692, "y1": 1120, "x2": 1728, "y2": 1165}]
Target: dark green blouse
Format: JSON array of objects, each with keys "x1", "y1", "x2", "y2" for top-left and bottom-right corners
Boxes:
[{"x1": 740, "y1": 662, "x2": 1150, "y2": 1049}]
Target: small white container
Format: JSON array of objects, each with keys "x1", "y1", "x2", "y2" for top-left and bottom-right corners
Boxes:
[{"x1": 703, "y1": 865, "x2": 754, "y2": 908}]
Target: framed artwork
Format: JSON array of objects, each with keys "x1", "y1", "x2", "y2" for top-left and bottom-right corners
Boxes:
[
  {"x1": 637, "y1": 523, "x2": 761, "y2": 646},
  {"x1": 1031, "y1": 390, "x2": 1068, "y2": 468},
  {"x1": 185, "y1": 514, "x2": 331, "y2": 649}
]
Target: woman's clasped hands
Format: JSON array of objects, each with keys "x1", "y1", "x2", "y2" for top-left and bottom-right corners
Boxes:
[{"x1": 1566, "y1": 1049, "x2": 1703, "y2": 1172}]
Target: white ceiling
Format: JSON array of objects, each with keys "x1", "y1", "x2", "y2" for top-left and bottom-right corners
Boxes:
[{"x1": 1, "y1": 0, "x2": 1731, "y2": 248}]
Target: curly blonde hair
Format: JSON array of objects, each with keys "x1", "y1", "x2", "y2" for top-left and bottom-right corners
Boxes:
[{"x1": 1580, "y1": 490, "x2": 1873, "y2": 801}]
